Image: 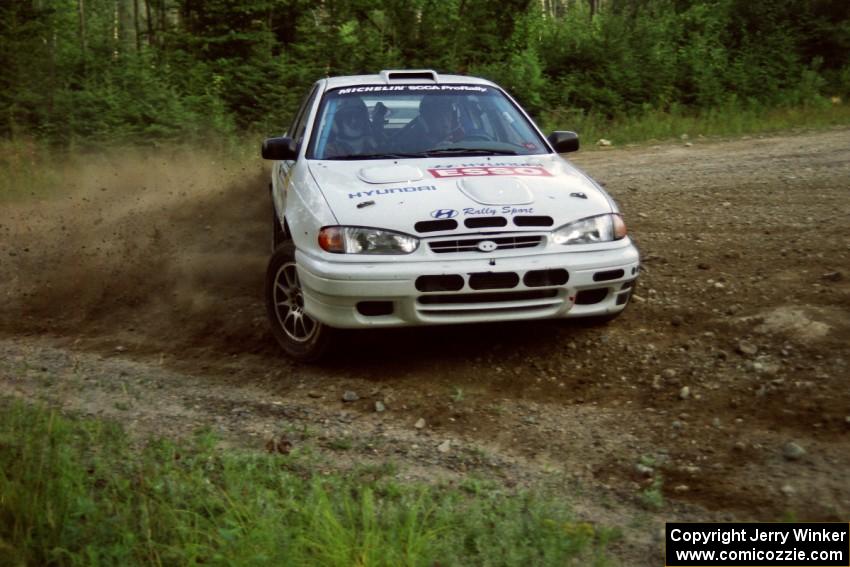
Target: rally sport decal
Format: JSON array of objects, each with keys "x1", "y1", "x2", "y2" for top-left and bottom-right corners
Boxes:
[{"x1": 428, "y1": 166, "x2": 551, "y2": 178}]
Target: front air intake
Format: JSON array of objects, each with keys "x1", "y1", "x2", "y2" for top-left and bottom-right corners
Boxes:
[
  {"x1": 465, "y1": 217, "x2": 508, "y2": 229},
  {"x1": 468, "y1": 272, "x2": 520, "y2": 290},
  {"x1": 415, "y1": 219, "x2": 457, "y2": 233},
  {"x1": 416, "y1": 275, "x2": 464, "y2": 292}
]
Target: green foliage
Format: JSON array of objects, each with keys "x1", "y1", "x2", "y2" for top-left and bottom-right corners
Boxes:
[
  {"x1": 0, "y1": 399, "x2": 610, "y2": 566},
  {"x1": 1, "y1": 0, "x2": 849, "y2": 147},
  {"x1": 539, "y1": 97, "x2": 850, "y2": 146}
]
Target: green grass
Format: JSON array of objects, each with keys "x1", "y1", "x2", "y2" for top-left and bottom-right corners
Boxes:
[
  {"x1": 542, "y1": 98, "x2": 850, "y2": 147},
  {"x1": 0, "y1": 399, "x2": 614, "y2": 566}
]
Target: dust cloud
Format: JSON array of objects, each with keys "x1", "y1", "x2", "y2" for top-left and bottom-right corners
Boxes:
[{"x1": 0, "y1": 149, "x2": 273, "y2": 353}]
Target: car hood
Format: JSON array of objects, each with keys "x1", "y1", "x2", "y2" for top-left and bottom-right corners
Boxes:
[{"x1": 308, "y1": 154, "x2": 614, "y2": 232}]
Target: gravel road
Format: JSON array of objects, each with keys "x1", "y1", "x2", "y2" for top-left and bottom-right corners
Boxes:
[{"x1": 2, "y1": 127, "x2": 849, "y2": 565}]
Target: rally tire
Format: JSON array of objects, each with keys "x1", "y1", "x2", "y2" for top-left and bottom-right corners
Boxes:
[{"x1": 265, "y1": 241, "x2": 334, "y2": 361}]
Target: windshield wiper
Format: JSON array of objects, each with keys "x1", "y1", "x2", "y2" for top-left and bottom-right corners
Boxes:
[
  {"x1": 424, "y1": 148, "x2": 518, "y2": 156},
  {"x1": 326, "y1": 152, "x2": 427, "y2": 160}
]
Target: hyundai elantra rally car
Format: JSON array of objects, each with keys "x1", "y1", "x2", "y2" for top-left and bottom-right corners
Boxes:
[{"x1": 261, "y1": 70, "x2": 640, "y2": 360}]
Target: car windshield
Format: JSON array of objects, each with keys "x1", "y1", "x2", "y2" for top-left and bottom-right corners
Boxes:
[{"x1": 306, "y1": 85, "x2": 549, "y2": 160}]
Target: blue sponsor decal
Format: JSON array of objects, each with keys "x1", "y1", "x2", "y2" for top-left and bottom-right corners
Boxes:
[
  {"x1": 462, "y1": 206, "x2": 535, "y2": 216},
  {"x1": 431, "y1": 208, "x2": 459, "y2": 219}
]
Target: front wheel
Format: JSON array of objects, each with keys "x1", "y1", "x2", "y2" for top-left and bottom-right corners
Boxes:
[{"x1": 265, "y1": 242, "x2": 334, "y2": 361}]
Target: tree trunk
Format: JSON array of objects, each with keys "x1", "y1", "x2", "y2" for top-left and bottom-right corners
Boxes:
[
  {"x1": 134, "y1": 0, "x2": 141, "y2": 51},
  {"x1": 158, "y1": 0, "x2": 166, "y2": 38},
  {"x1": 78, "y1": 0, "x2": 88, "y2": 70},
  {"x1": 117, "y1": 0, "x2": 135, "y2": 54}
]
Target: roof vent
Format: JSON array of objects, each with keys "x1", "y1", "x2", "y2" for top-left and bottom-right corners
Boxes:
[{"x1": 380, "y1": 69, "x2": 438, "y2": 83}]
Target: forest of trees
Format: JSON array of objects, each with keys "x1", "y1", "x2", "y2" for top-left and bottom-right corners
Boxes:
[{"x1": 1, "y1": 0, "x2": 848, "y2": 147}]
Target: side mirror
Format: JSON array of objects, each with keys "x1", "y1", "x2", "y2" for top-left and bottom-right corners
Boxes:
[
  {"x1": 261, "y1": 137, "x2": 298, "y2": 160},
  {"x1": 547, "y1": 131, "x2": 580, "y2": 153}
]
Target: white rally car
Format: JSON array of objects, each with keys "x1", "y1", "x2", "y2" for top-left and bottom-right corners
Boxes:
[{"x1": 262, "y1": 70, "x2": 640, "y2": 360}]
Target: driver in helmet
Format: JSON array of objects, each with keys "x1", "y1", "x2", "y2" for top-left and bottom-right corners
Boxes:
[
  {"x1": 396, "y1": 94, "x2": 463, "y2": 152},
  {"x1": 325, "y1": 98, "x2": 376, "y2": 157},
  {"x1": 419, "y1": 94, "x2": 461, "y2": 145}
]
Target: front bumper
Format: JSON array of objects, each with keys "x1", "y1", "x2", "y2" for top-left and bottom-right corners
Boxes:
[{"x1": 295, "y1": 243, "x2": 640, "y2": 328}]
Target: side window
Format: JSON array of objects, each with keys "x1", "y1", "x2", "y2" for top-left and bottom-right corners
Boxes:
[{"x1": 289, "y1": 85, "x2": 319, "y2": 149}]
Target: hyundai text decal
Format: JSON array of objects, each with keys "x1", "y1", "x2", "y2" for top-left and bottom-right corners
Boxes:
[
  {"x1": 349, "y1": 184, "x2": 437, "y2": 199},
  {"x1": 428, "y1": 166, "x2": 551, "y2": 178}
]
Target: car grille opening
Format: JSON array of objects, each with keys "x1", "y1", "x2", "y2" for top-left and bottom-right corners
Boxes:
[
  {"x1": 415, "y1": 219, "x2": 457, "y2": 233},
  {"x1": 418, "y1": 289, "x2": 558, "y2": 305},
  {"x1": 513, "y1": 215, "x2": 554, "y2": 227},
  {"x1": 356, "y1": 301, "x2": 394, "y2": 316},
  {"x1": 575, "y1": 288, "x2": 609, "y2": 305},
  {"x1": 523, "y1": 269, "x2": 569, "y2": 287},
  {"x1": 429, "y1": 235, "x2": 544, "y2": 253},
  {"x1": 415, "y1": 275, "x2": 464, "y2": 292},
  {"x1": 464, "y1": 217, "x2": 508, "y2": 229},
  {"x1": 468, "y1": 272, "x2": 519, "y2": 290},
  {"x1": 593, "y1": 269, "x2": 625, "y2": 282}
]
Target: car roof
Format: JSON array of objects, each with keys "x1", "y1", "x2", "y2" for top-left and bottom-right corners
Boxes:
[{"x1": 323, "y1": 69, "x2": 497, "y2": 90}]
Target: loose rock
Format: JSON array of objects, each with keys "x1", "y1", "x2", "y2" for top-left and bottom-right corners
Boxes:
[
  {"x1": 374, "y1": 401, "x2": 386, "y2": 413},
  {"x1": 782, "y1": 441, "x2": 806, "y2": 461},
  {"x1": 635, "y1": 463, "x2": 654, "y2": 477},
  {"x1": 414, "y1": 418, "x2": 426, "y2": 429},
  {"x1": 679, "y1": 386, "x2": 691, "y2": 400},
  {"x1": 736, "y1": 341, "x2": 758, "y2": 356},
  {"x1": 437, "y1": 440, "x2": 451, "y2": 453},
  {"x1": 342, "y1": 391, "x2": 359, "y2": 402}
]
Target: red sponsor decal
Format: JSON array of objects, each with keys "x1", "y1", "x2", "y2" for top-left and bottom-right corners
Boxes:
[{"x1": 428, "y1": 166, "x2": 551, "y2": 178}]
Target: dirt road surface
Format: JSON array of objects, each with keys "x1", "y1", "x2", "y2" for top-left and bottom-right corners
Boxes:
[{"x1": 2, "y1": 128, "x2": 849, "y2": 565}]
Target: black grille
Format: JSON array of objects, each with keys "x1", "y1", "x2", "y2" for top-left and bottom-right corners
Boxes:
[
  {"x1": 468, "y1": 272, "x2": 519, "y2": 290},
  {"x1": 418, "y1": 289, "x2": 558, "y2": 305},
  {"x1": 575, "y1": 288, "x2": 609, "y2": 305},
  {"x1": 593, "y1": 269, "x2": 625, "y2": 282},
  {"x1": 464, "y1": 217, "x2": 508, "y2": 229},
  {"x1": 524, "y1": 269, "x2": 569, "y2": 287},
  {"x1": 415, "y1": 275, "x2": 464, "y2": 292},
  {"x1": 514, "y1": 216, "x2": 554, "y2": 227},
  {"x1": 415, "y1": 219, "x2": 457, "y2": 233},
  {"x1": 356, "y1": 301, "x2": 394, "y2": 316},
  {"x1": 429, "y1": 235, "x2": 544, "y2": 253}
]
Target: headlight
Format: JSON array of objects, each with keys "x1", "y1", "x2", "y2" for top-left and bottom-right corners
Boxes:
[
  {"x1": 552, "y1": 214, "x2": 626, "y2": 245},
  {"x1": 318, "y1": 226, "x2": 419, "y2": 254}
]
